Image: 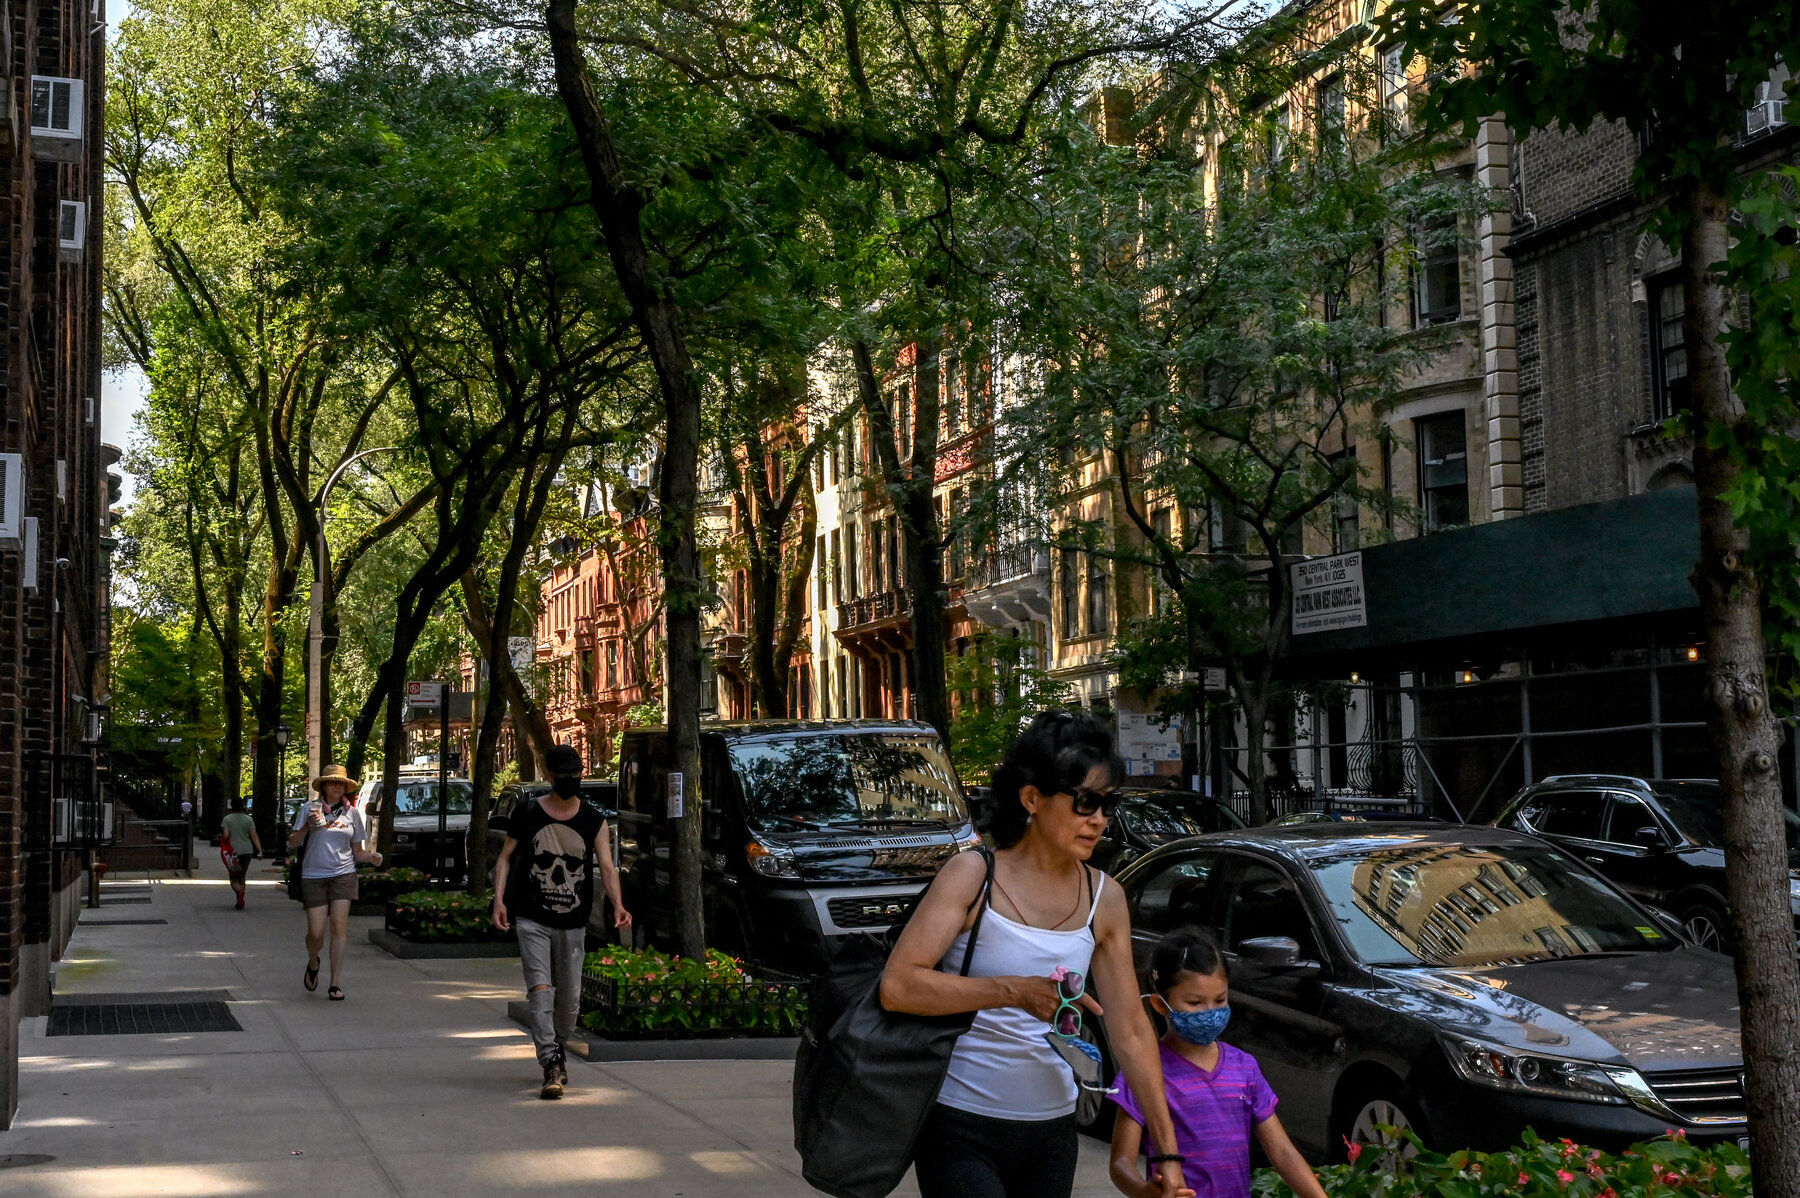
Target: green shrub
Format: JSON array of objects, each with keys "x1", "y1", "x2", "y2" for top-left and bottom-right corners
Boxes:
[
  {"x1": 354, "y1": 866, "x2": 433, "y2": 904},
  {"x1": 386, "y1": 889, "x2": 510, "y2": 942},
  {"x1": 1251, "y1": 1129, "x2": 1749, "y2": 1198},
  {"x1": 580, "y1": 946, "x2": 808, "y2": 1037}
]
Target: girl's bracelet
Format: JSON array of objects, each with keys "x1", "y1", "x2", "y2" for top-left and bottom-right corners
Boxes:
[{"x1": 1148, "y1": 1154, "x2": 1186, "y2": 1165}]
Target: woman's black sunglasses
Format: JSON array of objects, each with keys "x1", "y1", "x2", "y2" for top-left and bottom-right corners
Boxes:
[{"x1": 1067, "y1": 787, "x2": 1121, "y2": 818}]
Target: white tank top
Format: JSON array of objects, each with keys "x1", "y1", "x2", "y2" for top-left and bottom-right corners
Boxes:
[{"x1": 935, "y1": 867, "x2": 1104, "y2": 1121}]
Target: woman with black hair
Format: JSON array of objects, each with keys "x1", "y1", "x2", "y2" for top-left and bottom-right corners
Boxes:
[{"x1": 881, "y1": 710, "x2": 1191, "y2": 1198}]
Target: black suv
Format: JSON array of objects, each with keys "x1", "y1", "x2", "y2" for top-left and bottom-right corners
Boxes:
[
  {"x1": 615, "y1": 720, "x2": 979, "y2": 971},
  {"x1": 1494, "y1": 774, "x2": 1800, "y2": 953},
  {"x1": 1088, "y1": 788, "x2": 1244, "y2": 874}
]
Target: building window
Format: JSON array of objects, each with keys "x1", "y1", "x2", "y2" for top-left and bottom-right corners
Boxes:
[
  {"x1": 1380, "y1": 44, "x2": 1409, "y2": 135},
  {"x1": 1648, "y1": 274, "x2": 1691, "y2": 420},
  {"x1": 816, "y1": 535, "x2": 828, "y2": 608},
  {"x1": 1414, "y1": 217, "x2": 1461, "y2": 326},
  {"x1": 845, "y1": 525, "x2": 859, "y2": 597},
  {"x1": 1086, "y1": 556, "x2": 1112, "y2": 636},
  {"x1": 1330, "y1": 449, "x2": 1360, "y2": 553},
  {"x1": 1150, "y1": 507, "x2": 1175, "y2": 618},
  {"x1": 1267, "y1": 102, "x2": 1290, "y2": 166},
  {"x1": 829, "y1": 529, "x2": 842, "y2": 604},
  {"x1": 1060, "y1": 549, "x2": 1081, "y2": 638},
  {"x1": 1317, "y1": 74, "x2": 1345, "y2": 146},
  {"x1": 1418, "y1": 412, "x2": 1469, "y2": 532},
  {"x1": 605, "y1": 642, "x2": 619, "y2": 689}
]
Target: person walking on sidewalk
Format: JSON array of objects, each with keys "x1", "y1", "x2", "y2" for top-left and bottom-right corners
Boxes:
[
  {"x1": 221, "y1": 797, "x2": 261, "y2": 910},
  {"x1": 289, "y1": 764, "x2": 382, "y2": 1000},
  {"x1": 491, "y1": 745, "x2": 631, "y2": 1100}
]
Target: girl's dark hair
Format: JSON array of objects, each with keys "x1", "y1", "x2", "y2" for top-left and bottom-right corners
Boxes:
[
  {"x1": 987, "y1": 709, "x2": 1126, "y2": 849},
  {"x1": 1149, "y1": 926, "x2": 1229, "y2": 994}
]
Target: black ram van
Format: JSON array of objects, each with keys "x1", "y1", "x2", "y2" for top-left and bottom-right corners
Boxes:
[{"x1": 615, "y1": 720, "x2": 979, "y2": 970}]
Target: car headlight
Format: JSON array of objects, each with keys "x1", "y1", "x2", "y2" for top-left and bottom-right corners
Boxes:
[
  {"x1": 1788, "y1": 876, "x2": 1800, "y2": 900},
  {"x1": 745, "y1": 840, "x2": 802, "y2": 879},
  {"x1": 1438, "y1": 1033, "x2": 1631, "y2": 1106},
  {"x1": 394, "y1": 833, "x2": 414, "y2": 845}
]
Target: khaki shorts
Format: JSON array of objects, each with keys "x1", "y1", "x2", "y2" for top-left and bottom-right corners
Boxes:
[{"x1": 301, "y1": 873, "x2": 359, "y2": 909}]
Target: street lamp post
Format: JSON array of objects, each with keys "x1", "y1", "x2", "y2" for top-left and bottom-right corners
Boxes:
[
  {"x1": 274, "y1": 723, "x2": 292, "y2": 862},
  {"x1": 308, "y1": 447, "x2": 401, "y2": 785}
]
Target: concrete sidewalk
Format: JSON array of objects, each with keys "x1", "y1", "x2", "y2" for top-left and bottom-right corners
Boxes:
[{"x1": 0, "y1": 855, "x2": 1119, "y2": 1196}]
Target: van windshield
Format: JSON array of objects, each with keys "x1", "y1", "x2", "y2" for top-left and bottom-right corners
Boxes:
[{"x1": 728, "y1": 733, "x2": 968, "y2": 830}]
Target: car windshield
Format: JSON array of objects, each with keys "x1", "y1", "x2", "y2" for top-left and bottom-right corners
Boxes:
[
  {"x1": 1121, "y1": 795, "x2": 1240, "y2": 839},
  {"x1": 1310, "y1": 841, "x2": 1678, "y2": 968},
  {"x1": 728, "y1": 733, "x2": 967, "y2": 829},
  {"x1": 390, "y1": 781, "x2": 473, "y2": 815},
  {"x1": 1656, "y1": 788, "x2": 1800, "y2": 850}
]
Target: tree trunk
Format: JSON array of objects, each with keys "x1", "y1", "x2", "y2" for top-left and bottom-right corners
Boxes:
[
  {"x1": 1682, "y1": 182, "x2": 1800, "y2": 1190},
  {"x1": 1237, "y1": 674, "x2": 1270, "y2": 826},
  {"x1": 548, "y1": 0, "x2": 705, "y2": 958},
  {"x1": 376, "y1": 657, "x2": 411, "y2": 860}
]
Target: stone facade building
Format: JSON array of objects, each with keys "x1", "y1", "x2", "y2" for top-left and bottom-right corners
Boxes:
[{"x1": 0, "y1": 0, "x2": 114, "y2": 1125}]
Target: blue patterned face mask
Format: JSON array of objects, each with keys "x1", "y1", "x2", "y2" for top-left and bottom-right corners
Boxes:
[{"x1": 1164, "y1": 1004, "x2": 1231, "y2": 1046}]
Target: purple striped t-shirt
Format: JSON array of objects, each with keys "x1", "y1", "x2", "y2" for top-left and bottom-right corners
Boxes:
[{"x1": 1112, "y1": 1041, "x2": 1278, "y2": 1198}]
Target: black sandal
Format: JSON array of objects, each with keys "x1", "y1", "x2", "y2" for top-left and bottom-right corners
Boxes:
[
  {"x1": 328, "y1": 986, "x2": 345, "y2": 1001},
  {"x1": 304, "y1": 959, "x2": 320, "y2": 992}
]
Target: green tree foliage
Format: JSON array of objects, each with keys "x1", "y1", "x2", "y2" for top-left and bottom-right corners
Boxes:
[
  {"x1": 1379, "y1": 0, "x2": 1800, "y2": 1179},
  {"x1": 1006, "y1": 51, "x2": 1480, "y2": 821},
  {"x1": 947, "y1": 633, "x2": 1075, "y2": 785}
]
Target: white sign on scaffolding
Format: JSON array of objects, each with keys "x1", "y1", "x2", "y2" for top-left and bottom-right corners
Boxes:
[{"x1": 1290, "y1": 552, "x2": 1368, "y2": 634}]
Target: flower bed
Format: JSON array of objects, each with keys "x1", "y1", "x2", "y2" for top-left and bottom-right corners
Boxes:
[
  {"x1": 1252, "y1": 1130, "x2": 1748, "y2": 1198},
  {"x1": 355, "y1": 866, "x2": 433, "y2": 905},
  {"x1": 385, "y1": 889, "x2": 511, "y2": 943},
  {"x1": 579, "y1": 947, "x2": 808, "y2": 1040}
]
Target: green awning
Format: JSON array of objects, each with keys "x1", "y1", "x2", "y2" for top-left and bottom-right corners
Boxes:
[{"x1": 1285, "y1": 486, "x2": 1700, "y2": 663}]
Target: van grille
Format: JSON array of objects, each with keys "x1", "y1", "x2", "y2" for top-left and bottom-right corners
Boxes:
[
  {"x1": 1645, "y1": 1068, "x2": 1746, "y2": 1125},
  {"x1": 829, "y1": 895, "x2": 920, "y2": 929}
]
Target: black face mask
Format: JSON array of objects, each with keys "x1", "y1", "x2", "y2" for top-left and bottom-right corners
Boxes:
[{"x1": 551, "y1": 776, "x2": 581, "y2": 799}]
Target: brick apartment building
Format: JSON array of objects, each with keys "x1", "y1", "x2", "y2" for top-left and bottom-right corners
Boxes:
[{"x1": 0, "y1": 0, "x2": 114, "y2": 1126}]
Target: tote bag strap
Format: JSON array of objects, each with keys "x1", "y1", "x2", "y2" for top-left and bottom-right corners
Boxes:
[{"x1": 956, "y1": 849, "x2": 996, "y2": 979}]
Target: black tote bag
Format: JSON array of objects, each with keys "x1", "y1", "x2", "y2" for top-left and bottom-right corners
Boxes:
[{"x1": 793, "y1": 849, "x2": 994, "y2": 1198}]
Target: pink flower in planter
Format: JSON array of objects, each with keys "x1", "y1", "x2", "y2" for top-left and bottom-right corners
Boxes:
[
  {"x1": 1340, "y1": 1137, "x2": 1361, "y2": 1164},
  {"x1": 1661, "y1": 1174, "x2": 1681, "y2": 1186},
  {"x1": 1518, "y1": 1174, "x2": 1531, "y2": 1187},
  {"x1": 1556, "y1": 1170, "x2": 1575, "y2": 1186}
]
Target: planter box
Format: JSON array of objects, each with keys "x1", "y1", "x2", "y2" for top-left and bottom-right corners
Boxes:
[
  {"x1": 383, "y1": 898, "x2": 512, "y2": 945},
  {"x1": 579, "y1": 966, "x2": 809, "y2": 1040}
]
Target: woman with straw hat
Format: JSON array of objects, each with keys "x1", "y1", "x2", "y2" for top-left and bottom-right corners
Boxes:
[{"x1": 288, "y1": 764, "x2": 382, "y2": 1000}]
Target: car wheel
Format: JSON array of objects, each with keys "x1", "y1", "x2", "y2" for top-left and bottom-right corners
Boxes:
[
  {"x1": 1340, "y1": 1090, "x2": 1427, "y2": 1163},
  {"x1": 1680, "y1": 902, "x2": 1732, "y2": 953}
]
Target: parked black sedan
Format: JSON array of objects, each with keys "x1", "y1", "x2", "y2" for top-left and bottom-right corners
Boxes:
[
  {"x1": 1493, "y1": 774, "x2": 1800, "y2": 953},
  {"x1": 1110, "y1": 824, "x2": 1745, "y2": 1159},
  {"x1": 1088, "y1": 788, "x2": 1245, "y2": 874}
]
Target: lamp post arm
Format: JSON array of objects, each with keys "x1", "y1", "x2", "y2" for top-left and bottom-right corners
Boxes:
[{"x1": 307, "y1": 446, "x2": 403, "y2": 783}]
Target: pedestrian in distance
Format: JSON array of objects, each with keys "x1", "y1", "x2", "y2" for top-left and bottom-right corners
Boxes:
[
  {"x1": 1108, "y1": 927, "x2": 1325, "y2": 1198},
  {"x1": 220, "y1": 796, "x2": 261, "y2": 910},
  {"x1": 288, "y1": 764, "x2": 382, "y2": 1000},
  {"x1": 492, "y1": 744, "x2": 631, "y2": 1100},
  {"x1": 880, "y1": 710, "x2": 1190, "y2": 1198}
]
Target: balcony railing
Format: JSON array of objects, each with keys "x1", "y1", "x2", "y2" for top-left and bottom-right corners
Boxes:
[
  {"x1": 836, "y1": 589, "x2": 905, "y2": 630},
  {"x1": 965, "y1": 541, "x2": 1050, "y2": 591}
]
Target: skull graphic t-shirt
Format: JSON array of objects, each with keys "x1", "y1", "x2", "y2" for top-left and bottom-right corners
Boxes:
[{"x1": 504, "y1": 797, "x2": 605, "y2": 930}]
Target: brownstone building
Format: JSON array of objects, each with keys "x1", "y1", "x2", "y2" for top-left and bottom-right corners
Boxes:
[{"x1": 0, "y1": 0, "x2": 113, "y2": 1125}]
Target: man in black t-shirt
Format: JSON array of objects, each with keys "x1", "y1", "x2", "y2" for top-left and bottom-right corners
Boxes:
[{"x1": 492, "y1": 745, "x2": 631, "y2": 1099}]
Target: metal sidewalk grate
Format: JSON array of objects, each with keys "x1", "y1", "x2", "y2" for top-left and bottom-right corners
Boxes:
[{"x1": 48, "y1": 992, "x2": 241, "y2": 1036}]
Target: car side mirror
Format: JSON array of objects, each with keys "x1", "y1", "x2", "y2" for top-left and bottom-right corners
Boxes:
[
  {"x1": 1646, "y1": 906, "x2": 1687, "y2": 942},
  {"x1": 1238, "y1": 935, "x2": 1306, "y2": 969},
  {"x1": 1631, "y1": 825, "x2": 1667, "y2": 849}
]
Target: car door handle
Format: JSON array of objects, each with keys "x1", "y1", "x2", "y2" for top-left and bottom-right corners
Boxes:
[{"x1": 1584, "y1": 856, "x2": 1605, "y2": 866}]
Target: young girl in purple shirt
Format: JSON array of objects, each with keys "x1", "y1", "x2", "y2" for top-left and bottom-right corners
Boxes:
[{"x1": 1109, "y1": 927, "x2": 1328, "y2": 1198}]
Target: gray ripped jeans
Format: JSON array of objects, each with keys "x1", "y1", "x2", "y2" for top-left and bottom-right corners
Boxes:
[{"x1": 515, "y1": 917, "x2": 585, "y2": 1065}]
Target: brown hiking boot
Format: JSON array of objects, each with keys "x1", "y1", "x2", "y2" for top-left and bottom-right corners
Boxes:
[{"x1": 539, "y1": 1060, "x2": 563, "y2": 1100}]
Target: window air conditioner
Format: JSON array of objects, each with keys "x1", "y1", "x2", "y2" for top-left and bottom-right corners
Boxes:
[
  {"x1": 1746, "y1": 97, "x2": 1788, "y2": 136},
  {"x1": 59, "y1": 199, "x2": 85, "y2": 262},
  {"x1": 29, "y1": 76, "x2": 83, "y2": 162},
  {"x1": 0, "y1": 453, "x2": 22, "y2": 542}
]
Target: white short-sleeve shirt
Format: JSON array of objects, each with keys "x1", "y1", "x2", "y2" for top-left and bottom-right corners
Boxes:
[{"x1": 293, "y1": 800, "x2": 368, "y2": 880}]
